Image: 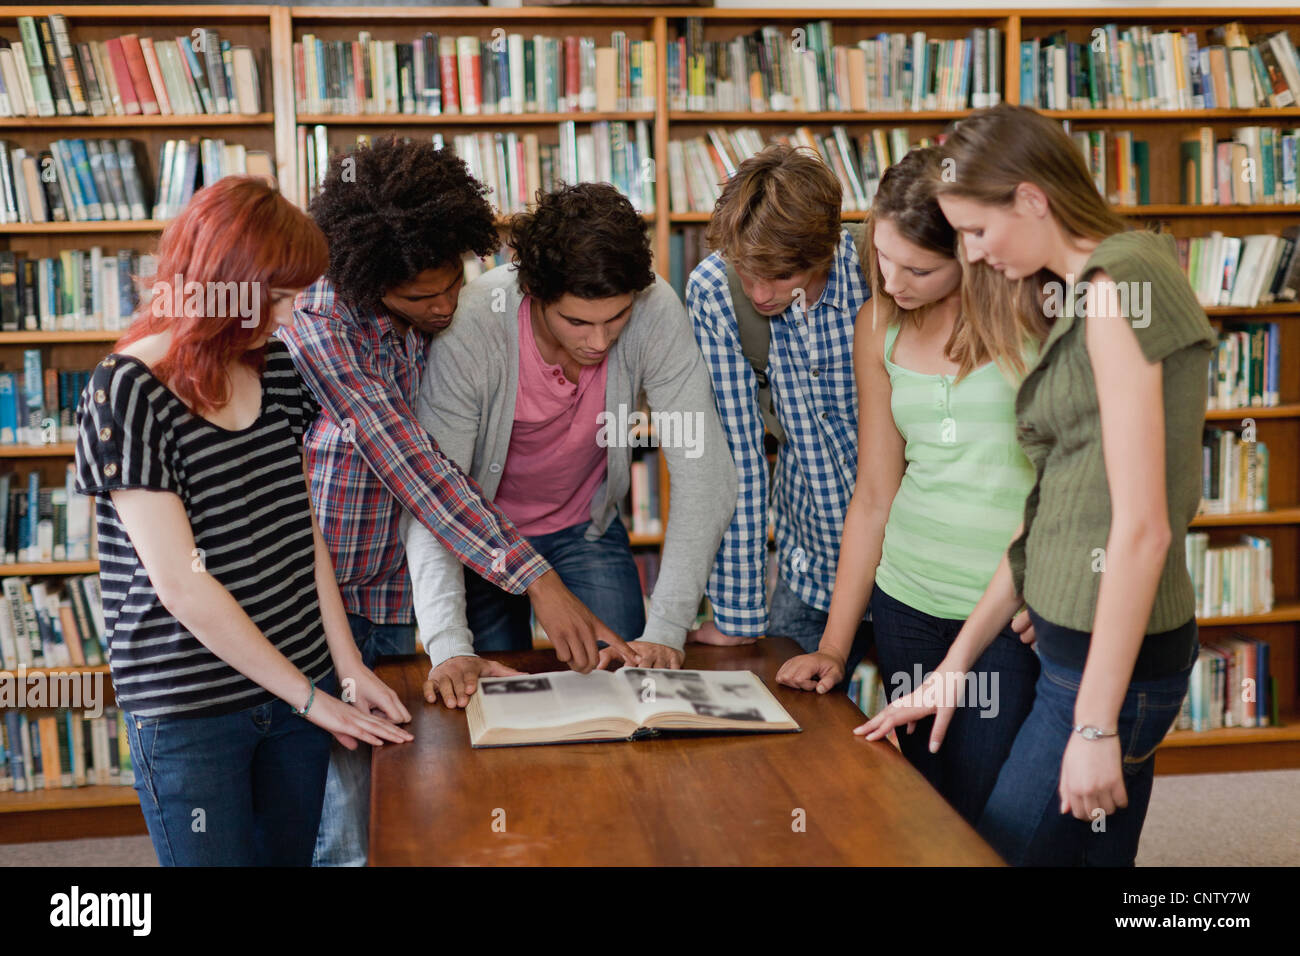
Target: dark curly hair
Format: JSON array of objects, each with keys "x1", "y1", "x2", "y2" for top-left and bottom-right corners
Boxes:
[
  {"x1": 309, "y1": 136, "x2": 500, "y2": 311},
  {"x1": 507, "y1": 182, "x2": 654, "y2": 304}
]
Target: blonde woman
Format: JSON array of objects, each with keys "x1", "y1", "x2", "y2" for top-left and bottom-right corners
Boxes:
[{"x1": 859, "y1": 104, "x2": 1214, "y2": 866}]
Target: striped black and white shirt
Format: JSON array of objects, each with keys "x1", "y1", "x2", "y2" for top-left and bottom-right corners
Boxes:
[{"x1": 74, "y1": 338, "x2": 333, "y2": 719}]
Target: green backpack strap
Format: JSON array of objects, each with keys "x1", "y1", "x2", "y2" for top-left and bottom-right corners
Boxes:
[{"x1": 722, "y1": 222, "x2": 868, "y2": 448}]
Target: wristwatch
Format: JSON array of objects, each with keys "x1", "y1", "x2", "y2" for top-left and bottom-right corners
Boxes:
[{"x1": 1073, "y1": 724, "x2": 1118, "y2": 740}]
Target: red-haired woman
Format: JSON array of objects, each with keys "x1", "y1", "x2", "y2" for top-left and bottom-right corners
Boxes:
[{"x1": 74, "y1": 176, "x2": 413, "y2": 867}]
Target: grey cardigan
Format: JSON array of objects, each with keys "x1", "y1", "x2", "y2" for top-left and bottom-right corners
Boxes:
[{"x1": 400, "y1": 263, "x2": 738, "y2": 667}]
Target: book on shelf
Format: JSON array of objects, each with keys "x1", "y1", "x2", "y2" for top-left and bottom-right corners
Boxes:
[
  {"x1": 466, "y1": 667, "x2": 799, "y2": 748},
  {"x1": 1184, "y1": 532, "x2": 1274, "y2": 617},
  {"x1": 670, "y1": 19, "x2": 1002, "y2": 113},
  {"x1": 0, "y1": 574, "x2": 104, "y2": 671},
  {"x1": 1020, "y1": 21, "x2": 1300, "y2": 112},
  {"x1": 1175, "y1": 126, "x2": 1299, "y2": 207},
  {"x1": 151, "y1": 137, "x2": 273, "y2": 221},
  {"x1": 1069, "y1": 129, "x2": 1152, "y2": 206},
  {"x1": 1173, "y1": 228, "x2": 1300, "y2": 309},
  {"x1": 1176, "y1": 635, "x2": 1275, "y2": 732},
  {"x1": 1205, "y1": 323, "x2": 1282, "y2": 409},
  {"x1": 0, "y1": 707, "x2": 133, "y2": 793},
  {"x1": 1199, "y1": 428, "x2": 1270, "y2": 514},
  {"x1": 669, "y1": 124, "x2": 934, "y2": 214},
  {"x1": 297, "y1": 121, "x2": 653, "y2": 215},
  {"x1": 0, "y1": 16, "x2": 263, "y2": 118},
  {"x1": 0, "y1": 351, "x2": 96, "y2": 443},
  {"x1": 0, "y1": 137, "x2": 151, "y2": 224},
  {"x1": 0, "y1": 468, "x2": 96, "y2": 568},
  {"x1": 294, "y1": 30, "x2": 655, "y2": 117},
  {"x1": 0, "y1": 248, "x2": 149, "y2": 332}
]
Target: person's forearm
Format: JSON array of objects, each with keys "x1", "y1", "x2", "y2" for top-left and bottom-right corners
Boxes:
[
  {"x1": 819, "y1": 496, "x2": 888, "y2": 661},
  {"x1": 942, "y1": 550, "x2": 1023, "y2": 672},
  {"x1": 1074, "y1": 523, "x2": 1172, "y2": 728},
  {"x1": 399, "y1": 508, "x2": 478, "y2": 668},
  {"x1": 160, "y1": 573, "x2": 319, "y2": 710}
]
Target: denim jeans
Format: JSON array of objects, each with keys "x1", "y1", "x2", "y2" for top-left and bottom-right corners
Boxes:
[
  {"x1": 976, "y1": 607, "x2": 1197, "y2": 866},
  {"x1": 869, "y1": 583, "x2": 1040, "y2": 826},
  {"x1": 125, "y1": 670, "x2": 335, "y2": 866},
  {"x1": 768, "y1": 575, "x2": 872, "y2": 690},
  {"x1": 464, "y1": 515, "x2": 646, "y2": 648},
  {"x1": 312, "y1": 614, "x2": 416, "y2": 867}
]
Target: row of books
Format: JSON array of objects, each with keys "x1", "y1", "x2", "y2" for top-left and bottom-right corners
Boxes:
[
  {"x1": 295, "y1": 31, "x2": 656, "y2": 116},
  {"x1": 628, "y1": 450, "x2": 663, "y2": 537},
  {"x1": 1178, "y1": 636, "x2": 1275, "y2": 731},
  {"x1": 0, "y1": 709, "x2": 132, "y2": 793},
  {"x1": 297, "y1": 123, "x2": 655, "y2": 215},
  {"x1": 671, "y1": 20, "x2": 1004, "y2": 113},
  {"x1": 1184, "y1": 533, "x2": 1274, "y2": 618},
  {"x1": 3, "y1": 16, "x2": 263, "y2": 118},
  {"x1": 1199, "y1": 430, "x2": 1269, "y2": 516},
  {"x1": 0, "y1": 136, "x2": 274, "y2": 225},
  {"x1": 1206, "y1": 324, "x2": 1283, "y2": 410},
  {"x1": 1020, "y1": 21, "x2": 1300, "y2": 112},
  {"x1": 0, "y1": 248, "x2": 148, "y2": 332},
  {"x1": 0, "y1": 575, "x2": 104, "y2": 670},
  {"x1": 1177, "y1": 126, "x2": 1299, "y2": 207},
  {"x1": 0, "y1": 138, "x2": 147, "y2": 224},
  {"x1": 0, "y1": 470, "x2": 95, "y2": 566},
  {"x1": 1178, "y1": 230, "x2": 1300, "y2": 309},
  {"x1": 0, "y1": 356, "x2": 94, "y2": 446},
  {"x1": 668, "y1": 124, "x2": 932, "y2": 214},
  {"x1": 151, "y1": 138, "x2": 272, "y2": 222}
]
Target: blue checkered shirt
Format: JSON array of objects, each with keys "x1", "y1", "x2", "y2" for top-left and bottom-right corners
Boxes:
[{"x1": 687, "y1": 227, "x2": 869, "y2": 637}]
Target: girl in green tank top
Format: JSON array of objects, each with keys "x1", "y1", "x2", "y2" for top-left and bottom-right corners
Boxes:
[{"x1": 776, "y1": 148, "x2": 1050, "y2": 826}]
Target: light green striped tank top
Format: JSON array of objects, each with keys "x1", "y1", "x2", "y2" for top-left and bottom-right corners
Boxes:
[{"x1": 874, "y1": 320, "x2": 1037, "y2": 620}]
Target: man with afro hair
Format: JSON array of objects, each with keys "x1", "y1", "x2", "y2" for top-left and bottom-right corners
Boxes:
[{"x1": 279, "y1": 137, "x2": 637, "y2": 867}]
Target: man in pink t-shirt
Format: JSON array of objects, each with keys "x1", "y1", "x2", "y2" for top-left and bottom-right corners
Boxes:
[{"x1": 402, "y1": 184, "x2": 738, "y2": 705}]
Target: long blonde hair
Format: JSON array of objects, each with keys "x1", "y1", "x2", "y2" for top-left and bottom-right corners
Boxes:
[{"x1": 867, "y1": 146, "x2": 1046, "y2": 382}]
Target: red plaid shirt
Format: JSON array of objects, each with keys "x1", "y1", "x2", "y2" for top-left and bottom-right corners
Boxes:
[{"x1": 277, "y1": 278, "x2": 549, "y2": 625}]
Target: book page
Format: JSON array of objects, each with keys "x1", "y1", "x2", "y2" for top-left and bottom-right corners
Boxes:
[
  {"x1": 622, "y1": 668, "x2": 790, "y2": 725},
  {"x1": 476, "y1": 670, "x2": 636, "y2": 731}
]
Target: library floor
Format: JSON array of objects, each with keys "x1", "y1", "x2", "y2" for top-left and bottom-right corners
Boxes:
[{"x1": 0, "y1": 768, "x2": 1297, "y2": 866}]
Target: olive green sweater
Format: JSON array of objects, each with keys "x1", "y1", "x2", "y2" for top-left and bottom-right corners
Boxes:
[{"x1": 1007, "y1": 230, "x2": 1215, "y2": 634}]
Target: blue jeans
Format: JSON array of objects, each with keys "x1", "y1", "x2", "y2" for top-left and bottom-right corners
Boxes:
[
  {"x1": 976, "y1": 607, "x2": 1197, "y2": 866},
  {"x1": 869, "y1": 583, "x2": 1039, "y2": 826},
  {"x1": 768, "y1": 575, "x2": 872, "y2": 689},
  {"x1": 312, "y1": 614, "x2": 416, "y2": 867},
  {"x1": 125, "y1": 671, "x2": 335, "y2": 866},
  {"x1": 464, "y1": 516, "x2": 646, "y2": 649}
]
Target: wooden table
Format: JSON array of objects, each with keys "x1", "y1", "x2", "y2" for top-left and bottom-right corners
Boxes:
[{"x1": 369, "y1": 638, "x2": 1005, "y2": 865}]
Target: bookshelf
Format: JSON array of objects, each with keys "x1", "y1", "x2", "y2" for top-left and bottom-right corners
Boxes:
[{"x1": 1, "y1": 5, "x2": 1298, "y2": 844}]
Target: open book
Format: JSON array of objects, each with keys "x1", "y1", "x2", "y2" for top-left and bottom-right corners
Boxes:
[{"x1": 466, "y1": 667, "x2": 800, "y2": 748}]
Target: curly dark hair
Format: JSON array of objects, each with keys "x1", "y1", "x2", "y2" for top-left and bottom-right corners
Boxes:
[
  {"x1": 309, "y1": 136, "x2": 500, "y2": 311},
  {"x1": 507, "y1": 182, "x2": 654, "y2": 304}
]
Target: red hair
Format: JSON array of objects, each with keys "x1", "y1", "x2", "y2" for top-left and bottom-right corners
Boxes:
[{"x1": 117, "y1": 175, "x2": 329, "y2": 414}]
